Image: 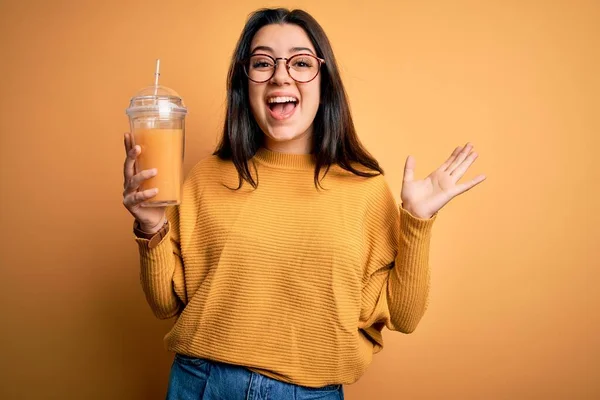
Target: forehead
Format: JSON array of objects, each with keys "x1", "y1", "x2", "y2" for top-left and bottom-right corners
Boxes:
[{"x1": 250, "y1": 23, "x2": 315, "y2": 54}]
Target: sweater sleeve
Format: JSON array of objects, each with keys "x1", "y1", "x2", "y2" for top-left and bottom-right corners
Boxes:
[
  {"x1": 358, "y1": 176, "x2": 436, "y2": 350},
  {"x1": 135, "y1": 204, "x2": 187, "y2": 319}
]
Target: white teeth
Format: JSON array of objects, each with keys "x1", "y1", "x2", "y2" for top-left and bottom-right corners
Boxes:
[{"x1": 267, "y1": 96, "x2": 298, "y2": 104}]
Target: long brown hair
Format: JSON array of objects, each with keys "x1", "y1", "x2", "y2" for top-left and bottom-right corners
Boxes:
[{"x1": 214, "y1": 8, "x2": 384, "y2": 189}]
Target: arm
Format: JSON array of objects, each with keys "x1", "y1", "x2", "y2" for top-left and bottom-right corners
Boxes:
[
  {"x1": 359, "y1": 178, "x2": 436, "y2": 350},
  {"x1": 385, "y1": 205, "x2": 436, "y2": 332},
  {"x1": 361, "y1": 143, "x2": 484, "y2": 346},
  {"x1": 134, "y1": 205, "x2": 187, "y2": 319}
]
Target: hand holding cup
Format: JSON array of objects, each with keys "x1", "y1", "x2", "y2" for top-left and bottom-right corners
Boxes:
[{"x1": 122, "y1": 132, "x2": 166, "y2": 233}]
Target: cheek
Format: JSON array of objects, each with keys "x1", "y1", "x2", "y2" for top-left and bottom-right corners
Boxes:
[
  {"x1": 248, "y1": 85, "x2": 264, "y2": 115},
  {"x1": 302, "y1": 85, "x2": 321, "y2": 113}
]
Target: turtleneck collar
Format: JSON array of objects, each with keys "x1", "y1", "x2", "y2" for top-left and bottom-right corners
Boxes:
[{"x1": 253, "y1": 147, "x2": 316, "y2": 170}]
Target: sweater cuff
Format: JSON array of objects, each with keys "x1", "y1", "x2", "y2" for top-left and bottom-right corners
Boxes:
[
  {"x1": 133, "y1": 220, "x2": 170, "y2": 249},
  {"x1": 135, "y1": 227, "x2": 173, "y2": 271},
  {"x1": 399, "y1": 205, "x2": 436, "y2": 239}
]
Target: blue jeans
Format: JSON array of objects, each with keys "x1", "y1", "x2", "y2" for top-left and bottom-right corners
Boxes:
[{"x1": 166, "y1": 354, "x2": 345, "y2": 400}]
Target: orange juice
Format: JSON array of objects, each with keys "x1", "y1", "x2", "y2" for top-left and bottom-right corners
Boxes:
[
  {"x1": 133, "y1": 128, "x2": 183, "y2": 206},
  {"x1": 126, "y1": 62, "x2": 187, "y2": 207}
]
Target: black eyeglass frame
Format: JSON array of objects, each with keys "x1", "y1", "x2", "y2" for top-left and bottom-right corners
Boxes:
[{"x1": 240, "y1": 53, "x2": 326, "y2": 83}]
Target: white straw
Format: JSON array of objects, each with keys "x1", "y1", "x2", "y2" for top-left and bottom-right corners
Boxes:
[{"x1": 153, "y1": 59, "x2": 160, "y2": 96}]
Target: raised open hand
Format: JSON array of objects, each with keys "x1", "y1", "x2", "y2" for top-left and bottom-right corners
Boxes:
[{"x1": 400, "y1": 143, "x2": 486, "y2": 219}]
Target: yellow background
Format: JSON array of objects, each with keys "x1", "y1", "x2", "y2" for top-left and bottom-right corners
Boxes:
[{"x1": 1, "y1": 0, "x2": 598, "y2": 398}]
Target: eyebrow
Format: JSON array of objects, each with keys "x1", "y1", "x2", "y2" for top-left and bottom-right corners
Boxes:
[{"x1": 250, "y1": 46, "x2": 316, "y2": 56}]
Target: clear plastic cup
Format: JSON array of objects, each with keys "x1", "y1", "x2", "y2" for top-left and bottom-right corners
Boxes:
[{"x1": 126, "y1": 84, "x2": 187, "y2": 207}]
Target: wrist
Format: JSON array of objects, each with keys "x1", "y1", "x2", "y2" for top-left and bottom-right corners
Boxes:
[
  {"x1": 138, "y1": 217, "x2": 167, "y2": 235},
  {"x1": 401, "y1": 203, "x2": 433, "y2": 219}
]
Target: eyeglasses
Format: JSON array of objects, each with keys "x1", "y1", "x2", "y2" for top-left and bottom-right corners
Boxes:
[{"x1": 241, "y1": 53, "x2": 326, "y2": 83}]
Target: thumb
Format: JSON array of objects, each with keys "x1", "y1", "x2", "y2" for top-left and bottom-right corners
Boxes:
[{"x1": 403, "y1": 155, "x2": 415, "y2": 183}]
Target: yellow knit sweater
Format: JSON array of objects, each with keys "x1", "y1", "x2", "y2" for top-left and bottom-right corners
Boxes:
[{"x1": 135, "y1": 147, "x2": 436, "y2": 387}]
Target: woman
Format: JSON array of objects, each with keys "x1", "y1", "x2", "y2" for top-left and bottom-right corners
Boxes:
[{"x1": 122, "y1": 7, "x2": 485, "y2": 400}]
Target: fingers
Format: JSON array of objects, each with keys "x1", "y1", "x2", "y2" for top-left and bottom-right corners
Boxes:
[
  {"x1": 124, "y1": 132, "x2": 132, "y2": 153},
  {"x1": 123, "y1": 168, "x2": 157, "y2": 195},
  {"x1": 122, "y1": 132, "x2": 160, "y2": 211},
  {"x1": 451, "y1": 174, "x2": 487, "y2": 197},
  {"x1": 440, "y1": 146, "x2": 461, "y2": 171},
  {"x1": 123, "y1": 187, "x2": 159, "y2": 208},
  {"x1": 123, "y1": 143, "x2": 140, "y2": 184},
  {"x1": 446, "y1": 143, "x2": 473, "y2": 173},
  {"x1": 449, "y1": 150, "x2": 478, "y2": 179},
  {"x1": 403, "y1": 155, "x2": 416, "y2": 182}
]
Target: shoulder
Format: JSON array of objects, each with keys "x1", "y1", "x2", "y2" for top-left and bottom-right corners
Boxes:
[
  {"x1": 329, "y1": 165, "x2": 395, "y2": 202},
  {"x1": 357, "y1": 173, "x2": 399, "y2": 241},
  {"x1": 182, "y1": 153, "x2": 247, "y2": 198},
  {"x1": 361, "y1": 173, "x2": 397, "y2": 212},
  {"x1": 184, "y1": 154, "x2": 236, "y2": 185},
  {"x1": 187, "y1": 153, "x2": 227, "y2": 176}
]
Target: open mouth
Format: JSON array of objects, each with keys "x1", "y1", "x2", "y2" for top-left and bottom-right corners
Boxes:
[{"x1": 267, "y1": 96, "x2": 298, "y2": 120}]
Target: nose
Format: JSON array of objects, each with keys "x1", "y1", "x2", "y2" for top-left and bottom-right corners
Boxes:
[{"x1": 270, "y1": 58, "x2": 292, "y2": 85}]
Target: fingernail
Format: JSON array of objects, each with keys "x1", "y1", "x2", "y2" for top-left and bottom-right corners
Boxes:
[
  {"x1": 152, "y1": 188, "x2": 159, "y2": 194},
  {"x1": 151, "y1": 168, "x2": 157, "y2": 175}
]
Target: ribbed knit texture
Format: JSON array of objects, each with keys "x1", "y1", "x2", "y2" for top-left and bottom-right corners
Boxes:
[{"x1": 135, "y1": 147, "x2": 436, "y2": 387}]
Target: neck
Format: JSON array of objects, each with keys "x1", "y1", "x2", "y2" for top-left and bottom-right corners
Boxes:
[
  {"x1": 254, "y1": 147, "x2": 316, "y2": 170},
  {"x1": 262, "y1": 132, "x2": 313, "y2": 154}
]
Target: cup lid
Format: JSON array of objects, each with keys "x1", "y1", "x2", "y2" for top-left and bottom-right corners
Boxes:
[{"x1": 126, "y1": 85, "x2": 187, "y2": 116}]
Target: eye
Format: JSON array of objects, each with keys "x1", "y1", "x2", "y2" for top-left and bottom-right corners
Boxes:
[
  {"x1": 252, "y1": 61, "x2": 273, "y2": 68},
  {"x1": 292, "y1": 57, "x2": 313, "y2": 68},
  {"x1": 250, "y1": 56, "x2": 274, "y2": 69}
]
